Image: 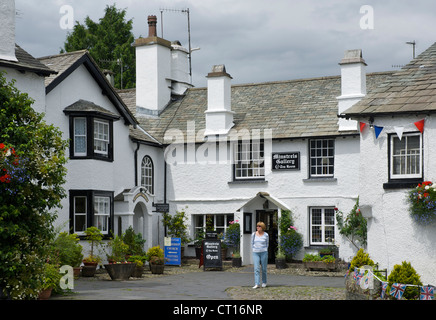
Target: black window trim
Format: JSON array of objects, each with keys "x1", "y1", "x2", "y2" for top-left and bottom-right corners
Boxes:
[
  {"x1": 67, "y1": 112, "x2": 116, "y2": 162},
  {"x1": 383, "y1": 131, "x2": 423, "y2": 189},
  {"x1": 69, "y1": 189, "x2": 114, "y2": 239}
]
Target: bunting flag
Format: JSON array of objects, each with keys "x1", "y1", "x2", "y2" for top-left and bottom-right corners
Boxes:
[
  {"x1": 420, "y1": 286, "x2": 434, "y2": 300},
  {"x1": 414, "y1": 119, "x2": 425, "y2": 133},
  {"x1": 389, "y1": 283, "x2": 406, "y2": 299},
  {"x1": 381, "y1": 281, "x2": 388, "y2": 299},
  {"x1": 394, "y1": 126, "x2": 404, "y2": 141},
  {"x1": 358, "y1": 118, "x2": 426, "y2": 139},
  {"x1": 374, "y1": 126, "x2": 384, "y2": 139}
]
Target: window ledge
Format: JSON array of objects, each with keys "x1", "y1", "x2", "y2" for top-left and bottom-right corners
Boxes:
[
  {"x1": 383, "y1": 179, "x2": 422, "y2": 190},
  {"x1": 228, "y1": 179, "x2": 268, "y2": 185},
  {"x1": 303, "y1": 178, "x2": 337, "y2": 183}
]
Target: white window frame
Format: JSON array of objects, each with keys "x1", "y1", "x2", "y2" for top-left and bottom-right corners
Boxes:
[
  {"x1": 390, "y1": 132, "x2": 422, "y2": 179},
  {"x1": 94, "y1": 196, "x2": 110, "y2": 234},
  {"x1": 93, "y1": 119, "x2": 110, "y2": 155},
  {"x1": 73, "y1": 117, "x2": 87, "y2": 157},
  {"x1": 309, "y1": 207, "x2": 335, "y2": 245},
  {"x1": 193, "y1": 214, "x2": 234, "y2": 237},
  {"x1": 234, "y1": 140, "x2": 265, "y2": 179},
  {"x1": 141, "y1": 156, "x2": 154, "y2": 194},
  {"x1": 309, "y1": 139, "x2": 335, "y2": 178},
  {"x1": 73, "y1": 196, "x2": 87, "y2": 235}
]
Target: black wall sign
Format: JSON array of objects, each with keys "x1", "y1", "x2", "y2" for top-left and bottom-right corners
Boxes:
[
  {"x1": 153, "y1": 203, "x2": 169, "y2": 213},
  {"x1": 202, "y1": 239, "x2": 222, "y2": 270},
  {"x1": 272, "y1": 152, "x2": 300, "y2": 170}
]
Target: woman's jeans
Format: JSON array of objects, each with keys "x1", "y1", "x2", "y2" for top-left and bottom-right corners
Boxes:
[{"x1": 253, "y1": 251, "x2": 268, "y2": 285}]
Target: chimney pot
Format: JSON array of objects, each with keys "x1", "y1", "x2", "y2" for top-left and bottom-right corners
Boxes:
[{"x1": 148, "y1": 15, "x2": 157, "y2": 37}]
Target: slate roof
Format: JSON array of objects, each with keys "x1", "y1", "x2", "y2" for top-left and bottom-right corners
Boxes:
[
  {"x1": 121, "y1": 72, "x2": 393, "y2": 143},
  {"x1": 342, "y1": 42, "x2": 436, "y2": 118},
  {"x1": 0, "y1": 45, "x2": 55, "y2": 76}
]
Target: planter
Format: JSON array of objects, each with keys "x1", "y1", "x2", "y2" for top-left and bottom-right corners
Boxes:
[
  {"x1": 275, "y1": 258, "x2": 287, "y2": 269},
  {"x1": 232, "y1": 257, "x2": 242, "y2": 268},
  {"x1": 131, "y1": 265, "x2": 145, "y2": 278},
  {"x1": 104, "y1": 263, "x2": 136, "y2": 280},
  {"x1": 304, "y1": 261, "x2": 337, "y2": 271},
  {"x1": 38, "y1": 288, "x2": 53, "y2": 300},
  {"x1": 221, "y1": 248, "x2": 227, "y2": 261},
  {"x1": 150, "y1": 264, "x2": 164, "y2": 274},
  {"x1": 73, "y1": 267, "x2": 81, "y2": 278},
  {"x1": 81, "y1": 262, "x2": 98, "y2": 277}
]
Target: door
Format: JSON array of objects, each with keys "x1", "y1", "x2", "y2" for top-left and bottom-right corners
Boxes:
[{"x1": 255, "y1": 210, "x2": 278, "y2": 264}]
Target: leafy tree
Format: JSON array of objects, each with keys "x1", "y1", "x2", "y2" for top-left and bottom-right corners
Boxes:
[
  {"x1": 0, "y1": 73, "x2": 68, "y2": 299},
  {"x1": 61, "y1": 4, "x2": 136, "y2": 89}
]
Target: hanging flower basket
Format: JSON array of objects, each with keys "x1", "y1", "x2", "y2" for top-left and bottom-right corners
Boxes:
[{"x1": 407, "y1": 181, "x2": 436, "y2": 225}]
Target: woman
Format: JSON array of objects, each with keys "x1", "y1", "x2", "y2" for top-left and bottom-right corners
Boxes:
[{"x1": 251, "y1": 222, "x2": 269, "y2": 289}]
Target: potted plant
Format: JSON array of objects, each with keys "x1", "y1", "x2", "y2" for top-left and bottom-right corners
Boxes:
[
  {"x1": 123, "y1": 226, "x2": 146, "y2": 257},
  {"x1": 194, "y1": 229, "x2": 205, "y2": 259},
  {"x1": 147, "y1": 246, "x2": 165, "y2": 274},
  {"x1": 225, "y1": 220, "x2": 242, "y2": 267},
  {"x1": 38, "y1": 263, "x2": 62, "y2": 300},
  {"x1": 278, "y1": 211, "x2": 303, "y2": 261},
  {"x1": 104, "y1": 235, "x2": 136, "y2": 280},
  {"x1": 82, "y1": 227, "x2": 103, "y2": 277},
  {"x1": 275, "y1": 248, "x2": 287, "y2": 269},
  {"x1": 52, "y1": 232, "x2": 83, "y2": 277},
  {"x1": 162, "y1": 208, "x2": 191, "y2": 258},
  {"x1": 128, "y1": 255, "x2": 147, "y2": 278},
  {"x1": 303, "y1": 253, "x2": 337, "y2": 271}
]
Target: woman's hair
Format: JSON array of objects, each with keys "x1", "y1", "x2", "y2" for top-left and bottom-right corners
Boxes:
[{"x1": 256, "y1": 222, "x2": 266, "y2": 231}]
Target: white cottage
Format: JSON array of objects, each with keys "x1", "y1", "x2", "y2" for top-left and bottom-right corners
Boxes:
[
  {"x1": 121, "y1": 15, "x2": 394, "y2": 265},
  {"x1": 341, "y1": 42, "x2": 436, "y2": 285}
]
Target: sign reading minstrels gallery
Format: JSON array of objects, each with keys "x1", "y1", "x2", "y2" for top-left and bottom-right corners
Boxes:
[{"x1": 272, "y1": 152, "x2": 300, "y2": 170}]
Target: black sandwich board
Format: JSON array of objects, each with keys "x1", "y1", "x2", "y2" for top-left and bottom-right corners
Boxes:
[{"x1": 202, "y1": 232, "x2": 222, "y2": 270}]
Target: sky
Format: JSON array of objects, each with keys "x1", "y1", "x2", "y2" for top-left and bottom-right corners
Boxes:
[{"x1": 14, "y1": 0, "x2": 436, "y2": 88}]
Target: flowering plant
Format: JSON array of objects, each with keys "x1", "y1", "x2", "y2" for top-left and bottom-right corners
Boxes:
[
  {"x1": 407, "y1": 181, "x2": 436, "y2": 225},
  {"x1": 0, "y1": 143, "x2": 18, "y2": 184},
  {"x1": 278, "y1": 210, "x2": 303, "y2": 259},
  {"x1": 224, "y1": 220, "x2": 241, "y2": 254},
  {"x1": 335, "y1": 198, "x2": 367, "y2": 249}
]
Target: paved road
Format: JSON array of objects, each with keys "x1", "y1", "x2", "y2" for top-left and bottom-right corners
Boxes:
[{"x1": 53, "y1": 266, "x2": 345, "y2": 300}]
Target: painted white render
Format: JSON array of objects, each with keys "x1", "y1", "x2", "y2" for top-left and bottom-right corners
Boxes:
[
  {"x1": 2, "y1": 66, "x2": 46, "y2": 113},
  {"x1": 358, "y1": 116, "x2": 436, "y2": 285},
  {"x1": 0, "y1": 0, "x2": 17, "y2": 62}
]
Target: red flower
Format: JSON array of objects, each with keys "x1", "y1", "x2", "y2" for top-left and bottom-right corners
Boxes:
[
  {"x1": 423, "y1": 181, "x2": 432, "y2": 186},
  {"x1": 0, "y1": 143, "x2": 4, "y2": 149},
  {"x1": 424, "y1": 192, "x2": 429, "y2": 198}
]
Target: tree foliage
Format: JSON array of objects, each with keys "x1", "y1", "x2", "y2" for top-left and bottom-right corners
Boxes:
[
  {"x1": 61, "y1": 4, "x2": 136, "y2": 89},
  {"x1": 0, "y1": 73, "x2": 68, "y2": 299}
]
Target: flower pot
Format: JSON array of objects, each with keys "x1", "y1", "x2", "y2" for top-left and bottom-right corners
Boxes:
[
  {"x1": 232, "y1": 257, "x2": 242, "y2": 268},
  {"x1": 38, "y1": 288, "x2": 52, "y2": 300},
  {"x1": 131, "y1": 265, "x2": 145, "y2": 278},
  {"x1": 275, "y1": 258, "x2": 287, "y2": 269},
  {"x1": 81, "y1": 264, "x2": 97, "y2": 277},
  {"x1": 150, "y1": 264, "x2": 164, "y2": 274},
  {"x1": 104, "y1": 263, "x2": 136, "y2": 280},
  {"x1": 73, "y1": 267, "x2": 81, "y2": 278},
  {"x1": 304, "y1": 261, "x2": 337, "y2": 271}
]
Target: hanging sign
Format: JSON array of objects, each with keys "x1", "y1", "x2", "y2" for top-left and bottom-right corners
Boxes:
[
  {"x1": 164, "y1": 237, "x2": 181, "y2": 266},
  {"x1": 272, "y1": 152, "x2": 300, "y2": 170}
]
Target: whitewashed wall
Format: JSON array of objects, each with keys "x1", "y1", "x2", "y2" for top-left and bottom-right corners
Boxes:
[
  {"x1": 359, "y1": 115, "x2": 436, "y2": 285},
  {"x1": 165, "y1": 135, "x2": 362, "y2": 263}
]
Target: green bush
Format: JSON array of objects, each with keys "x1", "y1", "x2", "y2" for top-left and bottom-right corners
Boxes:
[
  {"x1": 146, "y1": 246, "x2": 164, "y2": 259},
  {"x1": 52, "y1": 232, "x2": 83, "y2": 267},
  {"x1": 387, "y1": 261, "x2": 422, "y2": 300},
  {"x1": 349, "y1": 248, "x2": 375, "y2": 272}
]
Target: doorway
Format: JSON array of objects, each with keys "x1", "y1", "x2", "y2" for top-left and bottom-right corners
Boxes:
[{"x1": 255, "y1": 210, "x2": 278, "y2": 264}]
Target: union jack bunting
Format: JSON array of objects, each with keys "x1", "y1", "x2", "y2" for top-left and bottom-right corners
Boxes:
[
  {"x1": 353, "y1": 269, "x2": 363, "y2": 285},
  {"x1": 381, "y1": 281, "x2": 388, "y2": 299},
  {"x1": 390, "y1": 283, "x2": 406, "y2": 299},
  {"x1": 420, "y1": 286, "x2": 434, "y2": 300}
]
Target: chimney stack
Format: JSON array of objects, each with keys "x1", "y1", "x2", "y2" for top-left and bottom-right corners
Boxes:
[
  {"x1": 337, "y1": 49, "x2": 367, "y2": 131},
  {"x1": 148, "y1": 15, "x2": 157, "y2": 37},
  {"x1": 0, "y1": 0, "x2": 18, "y2": 62},
  {"x1": 204, "y1": 65, "x2": 235, "y2": 136}
]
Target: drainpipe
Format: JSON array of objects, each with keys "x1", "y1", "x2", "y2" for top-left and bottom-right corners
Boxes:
[{"x1": 134, "y1": 141, "x2": 140, "y2": 186}]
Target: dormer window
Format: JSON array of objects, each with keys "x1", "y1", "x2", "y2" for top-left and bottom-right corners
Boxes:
[{"x1": 64, "y1": 100, "x2": 120, "y2": 162}]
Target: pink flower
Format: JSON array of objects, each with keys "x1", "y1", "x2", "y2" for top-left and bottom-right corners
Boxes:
[{"x1": 288, "y1": 226, "x2": 297, "y2": 231}]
